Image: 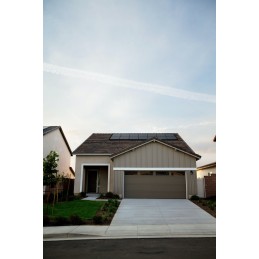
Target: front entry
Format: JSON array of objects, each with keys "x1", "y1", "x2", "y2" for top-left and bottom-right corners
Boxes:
[{"x1": 87, "y1": 171, "x2": 97, "y2": 193}]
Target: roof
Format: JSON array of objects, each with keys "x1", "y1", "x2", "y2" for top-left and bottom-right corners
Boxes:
[
  {"x1": 73, "y1": 133, "x2": 201, "y2": 160},
  {"x1": 43, "y1": 126, "x2": 72, "y2": 156},
  {"x1": 69, "y1": 167, "x2": 75, "y2": 176},
  {"x1": 197, "y1": 162, "x2": 216, "y2": 170}
]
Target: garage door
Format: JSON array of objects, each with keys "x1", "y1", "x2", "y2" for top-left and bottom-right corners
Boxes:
[{"x1": 124, "y1": 171, "x2": 186, "y2": 199}]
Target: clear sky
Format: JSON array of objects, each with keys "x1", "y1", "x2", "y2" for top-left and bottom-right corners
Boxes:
[{"x1": 43, "y1": 0, "x2": 216, "y2": 166}]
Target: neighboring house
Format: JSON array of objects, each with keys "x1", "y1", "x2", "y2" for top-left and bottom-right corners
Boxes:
[
  {"x1": 43, "y1": 126, "x2": 75, "y2": 179},
  {"x1": 197, "y1": 162, "x2": 216, "y2": 198},
  {"x1": 73, "y1": 133, "x2": 201, "y2": 199},
  {"x1": 196, "y1": 135, "x2": 216, "y2": 198}
]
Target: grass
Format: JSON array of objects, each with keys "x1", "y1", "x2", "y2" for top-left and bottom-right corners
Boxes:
[{"x1": 43, "y1": 200, "x2": 106, "y2": 220}]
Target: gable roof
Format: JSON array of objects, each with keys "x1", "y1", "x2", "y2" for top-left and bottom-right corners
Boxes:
[
  {"x1": 73, "y1": 133, "x2": 201, "y2": 160},
  {"x1": 43, "y1": 126, "x2": 72, "y2": 156},
  {"x1": 197, "y1": 162, "x2": 216, "y2": 170}
]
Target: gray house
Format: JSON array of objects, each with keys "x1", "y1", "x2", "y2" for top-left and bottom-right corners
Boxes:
[{"x1": 73, "y1": 133, "x2": 201, "y2": 199}]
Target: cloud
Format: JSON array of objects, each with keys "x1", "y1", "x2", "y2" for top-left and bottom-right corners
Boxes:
[{"x1": 44, "y1": 63, "x2": 215, "y2": 103}]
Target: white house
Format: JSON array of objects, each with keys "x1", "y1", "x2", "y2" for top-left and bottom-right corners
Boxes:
[{"x1": 43, "y1": 126, "x2": 74, "y2": 179}]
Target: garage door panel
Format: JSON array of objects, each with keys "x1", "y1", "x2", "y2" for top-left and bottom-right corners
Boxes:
[{"x1": 124, "y1": 174, "x2": 186, "y2": 199}]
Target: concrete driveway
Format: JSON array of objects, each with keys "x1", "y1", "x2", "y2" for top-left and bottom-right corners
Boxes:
[{"x1": 108, "y1": 199, "x2": 216, "y2": 237}]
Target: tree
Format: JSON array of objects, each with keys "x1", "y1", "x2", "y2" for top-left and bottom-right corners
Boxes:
[
  {"x1": 43, "y1": 151, "x2": 60, "y2": 214},
  {"x1": 43, "y1": 150, "x2": 59, "y2": 187}
]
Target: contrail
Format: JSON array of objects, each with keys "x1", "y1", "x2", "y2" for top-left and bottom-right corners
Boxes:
[{"x1": 44, "y1": 63, "x2": 215, "y2": 103}]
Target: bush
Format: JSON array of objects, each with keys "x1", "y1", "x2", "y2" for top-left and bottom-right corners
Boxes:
[
  {"x1": 205, "y1": 195, "x2": 216, "y2": 201},
  {"x1": 80, "y1": 192, "x2": 87, "y2": 198},
  {"x1": 69, "y1": 214, "x2": 84, "y2": 225},
  {"x1": 54, "y1": 216, "x2": 69, "y2": 226},
  {"x1": 190, "y1": 195, "x2": 200, "y2": 201},
  {"x1": 43, "y1": 215, "x2": 50, "y2": 226},
  {"x1": 102, "y1": 192, "x2": 120, "y2": 199},
  {"x1": 93, "y1": 215, "x2": 103, "y2": 225},
  {"x1": 105, "y1": 192, "x2": 115, "y2": 198}
]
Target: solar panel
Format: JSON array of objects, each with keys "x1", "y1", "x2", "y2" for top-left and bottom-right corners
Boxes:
[
  {"x1": 157, "y1": 133, "x2": 166, "y2": 140},
  {"x1": 110, "y1": 133, "x2": 120, "y2": 140},
  {"x1": 130, "y1": 133, "x2": 139, "y2": 140},
  {"x1": 120, "y1": 133, "x2": 130, "y2": 140},
  {"x1": 138, "y1": 133, "x2": 147, "y2": 140},
  {"x1": 165, "y1": 133, "x2": 177, "y2": 140},
  {"x1": 110, "y1": 133, "x2": 177, "y2": 140},
  {"x1": 147, "y1": 133, "x2": 156, "y2": 139}
]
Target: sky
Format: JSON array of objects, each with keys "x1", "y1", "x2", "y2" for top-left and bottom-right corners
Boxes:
[{"x1": 43, "y1": 0, "x2": 216, "y2": 167}]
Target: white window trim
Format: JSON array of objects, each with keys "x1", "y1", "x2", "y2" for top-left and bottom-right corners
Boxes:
[
  {"x1": 80, "y1": 163, "x2": 110, "y2": 193},
  {"x1": 185, "y1": 171, "x2": 188, "y2": 199}
]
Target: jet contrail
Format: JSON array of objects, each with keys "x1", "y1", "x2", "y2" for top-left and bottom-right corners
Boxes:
[{"x1": 44, "y1": 62, "x2": 215, "y2": 103}]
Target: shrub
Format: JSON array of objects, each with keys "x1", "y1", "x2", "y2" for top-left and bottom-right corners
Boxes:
[
  {"x1": 43, "y1": 215, "x2": 50, "y2": 226},
  {"x1": 103, "y1": 192, "x2": 120, "y2": 199},
  {"x1": 105, "y1": 192, "x2": 115, "y2": 198},
  {"x1": 98, "y1": 193, "x2": 105, "y2": 199},
  {"x1": 190, "y1": 195, "x2": 200, "y2": 201},
  {"x1": 80, "y1": 192, "x2": 87, "y2": 198},
  {"x1": 54, "y1": 216, "x2": 69, "y2": 226},
  {"x1": 93, "y1": 215, "x2": 103, "y2": 225},
  {"x1": 69, "y1": 214, "x2": 84, "y2": 225},
  {"x1": 205, "y1": 195, "x2": 216, "y2": 201}
]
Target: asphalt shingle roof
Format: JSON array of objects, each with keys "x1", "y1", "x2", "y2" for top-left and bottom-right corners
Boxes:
[{"x1": 73, "y1": 133, "x2": 201, "y2": 160}]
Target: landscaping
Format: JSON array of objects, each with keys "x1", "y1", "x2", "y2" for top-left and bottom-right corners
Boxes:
[
  {"x1": 43, "y1": 196, "x2": 120, "y2": 226},
  {"x1": 190, "y1": 195, "x2": 216, "y2": 218}
]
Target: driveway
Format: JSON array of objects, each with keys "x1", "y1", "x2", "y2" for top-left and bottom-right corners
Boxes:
[{"x1": 107, "y1": 199, "x2": 216, "y2": 237}]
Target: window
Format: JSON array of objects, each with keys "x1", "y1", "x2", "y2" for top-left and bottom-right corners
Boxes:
[
  {"x1": 125, "y1": 171, "x2": 138, "y2": 175},
  {"x1": 171, "y1": 171, "x2": 185, "y2": 176},
  {"x1": 156, "y1": 171, "x2": 169, "y2": 176},
  {"x1": 139, "y1": 171, "x2": 153, "y2": 175}
]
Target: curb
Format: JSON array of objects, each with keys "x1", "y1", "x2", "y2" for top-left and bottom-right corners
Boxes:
[{"x1": 43, "y1": 233, "x2": 216, "y2": 241}]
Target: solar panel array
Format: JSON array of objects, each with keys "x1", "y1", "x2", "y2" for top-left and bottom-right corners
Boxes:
[{"x1": 110, "y1": 133, "x2": 177, "y2": 140}]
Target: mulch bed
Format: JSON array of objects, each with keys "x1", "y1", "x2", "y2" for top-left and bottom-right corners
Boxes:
[{"x1": 191, "y1": 200, "x2": 216, "y2": 218}]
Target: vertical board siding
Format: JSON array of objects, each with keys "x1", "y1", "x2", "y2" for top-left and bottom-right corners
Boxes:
[
  {"x1": 99, "y1": 168, "x2": 108, "y2": 194},
  {"x1": 113, "y1": 170, "x2": 123, "y2": 197},
  {"x1": 186, "y1": 171, "x2": 197, "y2": 197},
  {"x1": 113, "y1": 141, "x2": 196, "y2": 168}
]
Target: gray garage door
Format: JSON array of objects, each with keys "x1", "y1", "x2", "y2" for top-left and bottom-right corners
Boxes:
[{"x1": 124, "y1": 171, "x2": 186, "y2": 199}]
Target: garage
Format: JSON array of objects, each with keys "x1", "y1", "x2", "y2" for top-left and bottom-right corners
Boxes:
[{"x1": 124, "y1": 171, "x2": 186, "y2": 199}]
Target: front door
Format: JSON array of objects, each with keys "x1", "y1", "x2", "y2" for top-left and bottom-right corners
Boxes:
[{"x1": 87, "y1": 171, "x2": 97, "y2": 193}]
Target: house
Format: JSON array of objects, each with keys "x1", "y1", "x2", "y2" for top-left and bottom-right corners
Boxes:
[
  {"x1": 43, "y1": 126, "x2": 75, "y2": 179},
  {"x1": 196, "y1": 135, "x2": 216, "y2": 198},
  {"x1": 73, "y1": 133, "x2": 201, "y2": 199}
]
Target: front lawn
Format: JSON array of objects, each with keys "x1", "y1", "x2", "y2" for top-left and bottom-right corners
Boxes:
[
  {"x1": 43, "y1": 199, "x2": 120, "y2": 226},
  {"x1": 44, "y1": 200, "x2": 105, "y2": 220}
]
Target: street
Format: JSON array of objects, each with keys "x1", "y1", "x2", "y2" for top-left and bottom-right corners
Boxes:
[{"x1": 44, "y1": 238, "x2": 216, "y2": 259}]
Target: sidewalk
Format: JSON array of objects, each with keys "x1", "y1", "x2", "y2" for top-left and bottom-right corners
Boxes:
[{"x1": 43, "y1": 223, "x2": 216, "y2": 241}]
